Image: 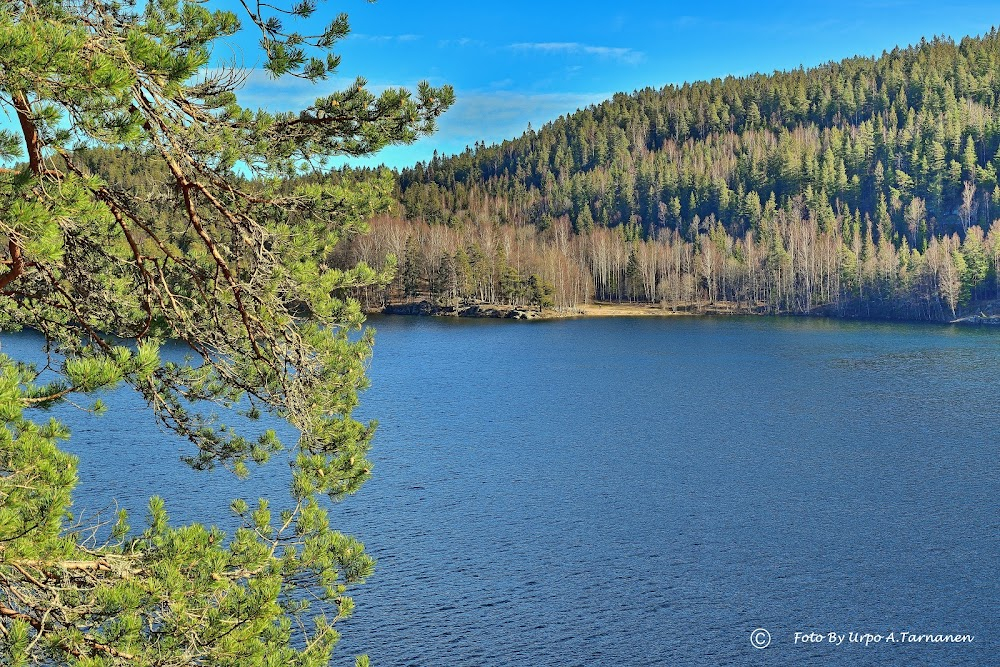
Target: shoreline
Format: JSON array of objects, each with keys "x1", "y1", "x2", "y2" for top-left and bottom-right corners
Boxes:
[
  {"x1": 372, "y1": 299, "x2": 789, "y2": 321},
  {"x1": 368, "y1": 299, "x2": 1000, "y2": 325},
  {"x1": 370, "y1": 299, "x2": 739, "y2": 321},
  {"x1": 565, "y1": 302, "x2": 745, "y2": 318}
]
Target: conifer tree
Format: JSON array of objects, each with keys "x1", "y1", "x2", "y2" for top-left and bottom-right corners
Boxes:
[{"x1": 0, "y1": 0, "x2": 452, "y2": 664}]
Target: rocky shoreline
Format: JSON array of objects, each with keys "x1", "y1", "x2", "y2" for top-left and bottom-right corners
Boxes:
[
  {"x1": 372, "y1": 298, "x2": 1000, "y2": 325},
  {"x1": 381, "y1": 300, "x2": 552, "y2": 320},
  {"x1": 950, "y1": 314, "x2": 1000, "y2": 325},
  {"x1": 948, "y1": 301, "x2": 1000, "y2": 325},
  {"x1": 374, "y1": 299, "x2": 727, "y2": 320}
]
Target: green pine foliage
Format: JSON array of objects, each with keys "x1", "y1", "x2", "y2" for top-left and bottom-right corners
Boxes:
[{"x1": 0, "y1": 0, "x2": 452, "y2": 664}]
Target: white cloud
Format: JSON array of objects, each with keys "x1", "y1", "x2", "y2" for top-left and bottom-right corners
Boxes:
[
  {"x1": 438, "y1": 37, "x2": 487, "y2": 48},
  {"x1": 509, "y1": 41, "x2": 643, "y2": 64},
  {"x1": 335, "y1": 89, "x2": 612, "y2": 169},
  {"x1": 444, "y1": 90, "x2": 607, "y2": 136},
  {"x1": 207, "y1": 69, "x2": 611, "y2": 169},
  {"x1": 349, "y1": 33, "x2": 422, "y2": 43},
  {"x1": 670, "y1": 16, "x2": 703, "y2": 29},
  {"x1": 219, "y1": 69, "x2": 348, "y2": 111},
  {"x1": 235, "y1": 73, "x2": 607, "y2": 144},
  {"x1": 227, "y1": 69, "x2": 425, "y2": 113}
]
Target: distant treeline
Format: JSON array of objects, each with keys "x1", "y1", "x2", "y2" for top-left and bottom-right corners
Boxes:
[
  {"x1": 338, "y1": 210, "x2": 1000, "y2": 320},
  {"x1": 333, "y1": 30, "x2": 1000, "y2": 320}
]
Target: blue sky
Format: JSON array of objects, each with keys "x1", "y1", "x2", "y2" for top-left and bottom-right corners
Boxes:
[
  {"x1": 27, "y1": 1, "x2": 1000, "y2": 171},
  {"x1": 241, "y1": 0, "x2": 998, "y2": 170},
  {"x1": 281, "y1": 0, "x2": 995, "y2": 170}
]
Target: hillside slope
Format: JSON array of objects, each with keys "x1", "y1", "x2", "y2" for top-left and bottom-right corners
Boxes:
[
  {"x1": 340, "y1": 32, "x2": 1000, "y2": 321},
  {"x1": 400, "y1": 32, "x2": 1000, "y2": 241}
]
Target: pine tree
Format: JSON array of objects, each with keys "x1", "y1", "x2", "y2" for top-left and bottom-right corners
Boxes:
[{"x1": 0, "y1": 0, "x2": 452, "y2": 664}]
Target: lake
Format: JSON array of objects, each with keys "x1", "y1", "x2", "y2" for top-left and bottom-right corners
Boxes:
[{"x1": 2, "y1": 316, "x2": 997, "y2": 666}]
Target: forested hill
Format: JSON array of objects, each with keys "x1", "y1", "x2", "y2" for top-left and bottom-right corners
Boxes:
[
  {"x1": 337, "y1": 30, "x2": 1000, "y2": 321},
  {"x1": 57, "y1": 32, "x2": 1000, "y2": 321},
  {"x1": 399, "y1": 32, "x2": 1000, "y2": 241}
]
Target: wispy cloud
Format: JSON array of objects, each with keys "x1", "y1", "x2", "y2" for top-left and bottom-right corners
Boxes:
[
  {"x1": 433, "y1": 90, "x2": 610, "y2": 144},
  {"x1": 670, "y1": 16, "x2": 703, "y2": 29},
  {"x1": 210, "y1": 68, "x2": 612, "y2": 168},
  {"x1": 232, "y1": 69, "x2": 429, "y2": 113},
  {"x1": 509, "y1": 41, "x2": 643, "y2": 64},
  {"x1": 337, "y1": 89, "x2": 612, "y2": 169},
  {"x1": 349, "y1": 33, "x2": 421, "y2": 43},
  {"x1": 438, "y1": 37, "x2": 487, "y2": 48},
  {"x1": 223, "y1": 69, "x2": 347, "y2": 111}
]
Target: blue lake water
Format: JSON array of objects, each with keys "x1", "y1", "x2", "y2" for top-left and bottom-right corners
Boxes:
[{"x1": 2, "y1": 316, "x2": 997, "y2": 666}]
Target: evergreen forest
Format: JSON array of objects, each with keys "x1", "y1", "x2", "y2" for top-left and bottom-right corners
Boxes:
[{"x1": 342, "y1": 31, "x2": 1000, "y2": 321}]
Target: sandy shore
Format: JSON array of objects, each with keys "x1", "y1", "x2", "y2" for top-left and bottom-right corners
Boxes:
[
  {"x1": 549, "y1": 301, "x2": 751, "y2": 318},
  {"x1": 566, "y1": 302, "x2": 688, "y2": 317}
]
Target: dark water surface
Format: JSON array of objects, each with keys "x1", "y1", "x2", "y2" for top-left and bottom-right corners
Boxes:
[{"x1": 2, "y1": 316, "x2": 997, "y2": 666}]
